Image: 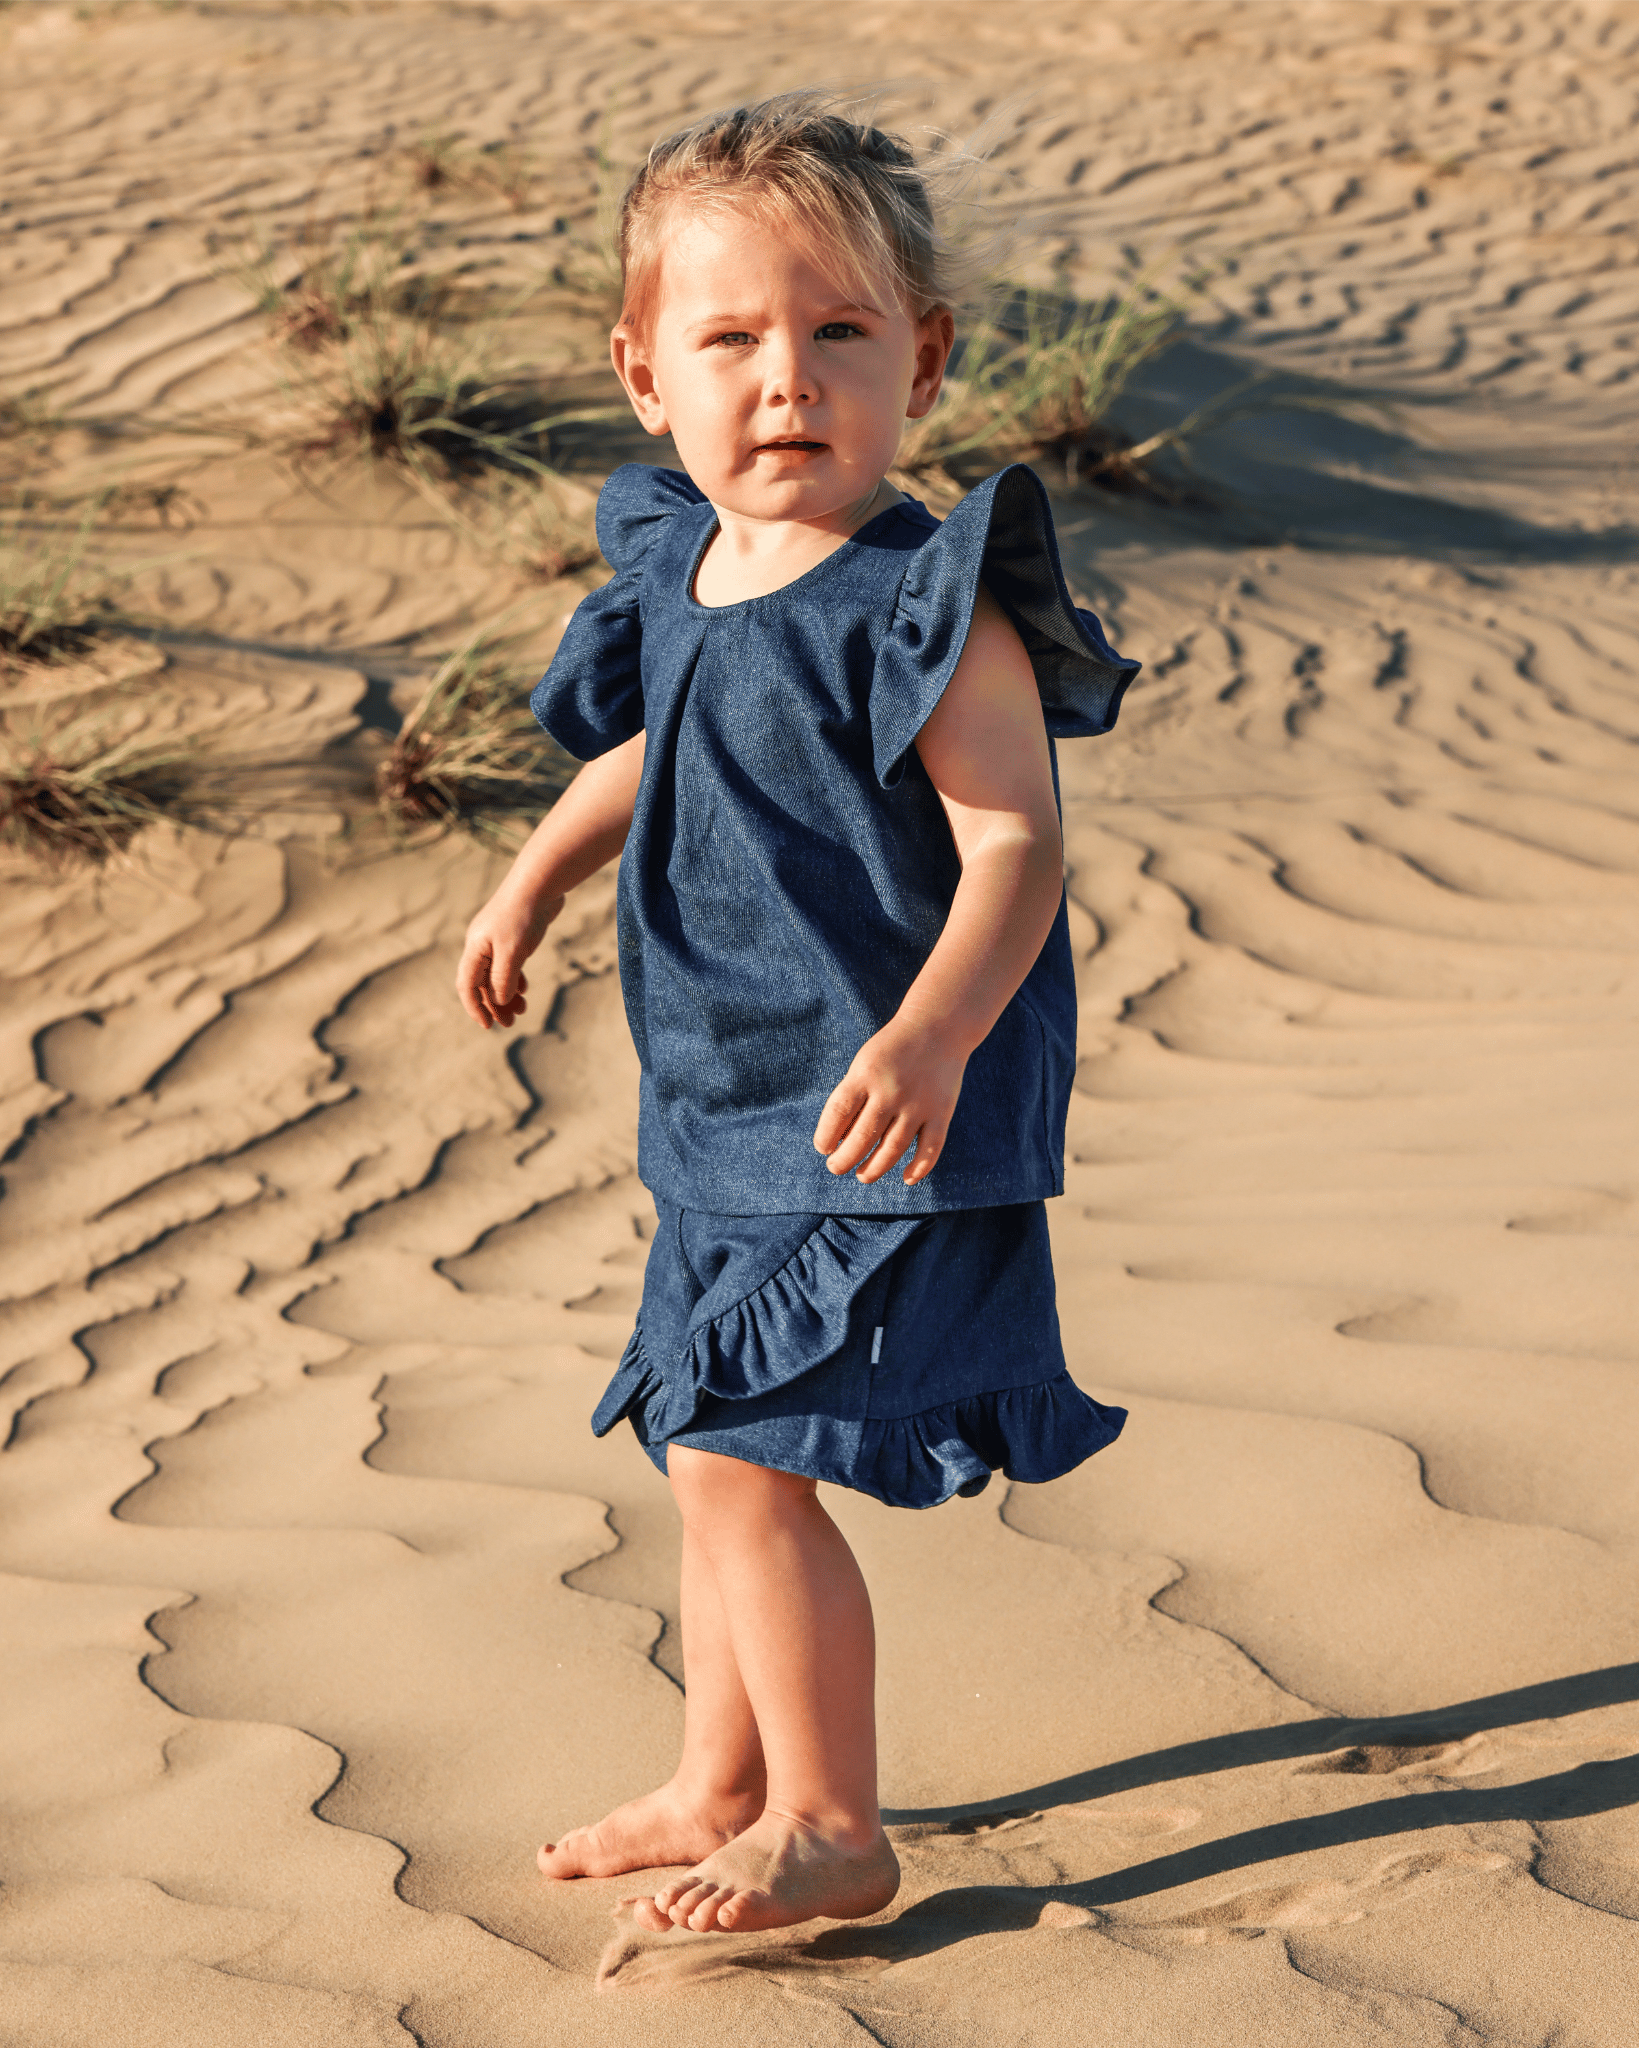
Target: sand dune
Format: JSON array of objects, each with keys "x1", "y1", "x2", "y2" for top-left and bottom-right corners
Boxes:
[{"x1": 3, "y1": 1, "x2": 1638, "y2": 2041}]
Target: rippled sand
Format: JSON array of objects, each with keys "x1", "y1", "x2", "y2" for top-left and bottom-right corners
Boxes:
[{"x1": 3, "y1": 3, "x2": 1638, "y2": 2042}]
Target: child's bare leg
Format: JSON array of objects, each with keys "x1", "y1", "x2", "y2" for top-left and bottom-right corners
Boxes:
[
  {"x1": 635, "y1": 1446, "x2": 900, "y2": 1934},
  {"x1": 537, "y1": 1525, "x2": 766, "y2": 1877}
]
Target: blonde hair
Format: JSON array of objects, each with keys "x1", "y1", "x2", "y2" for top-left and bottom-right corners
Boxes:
[{"x1": 617, "y1": 92, "x2": 971, "y2": 341}]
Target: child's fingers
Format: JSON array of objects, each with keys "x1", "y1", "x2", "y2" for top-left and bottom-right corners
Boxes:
[
  {"x1": 821, "y1": 1093, "x2": 895, "y2": 1177},
  {"x1": 480, "y1": 960, "x2": 529, "y2": 1031},
  {"x1": 901, "y1": 1116, "x2": 948, "y2": 1184},
  {"x1": 813, "y1": 1075, "x2": 870, "y2": 1157},
  {"x1": 487, "y1": 995, "x2": 528, "y2": 1031},
  {"x1": 456, "y1": 939, "x2": 498, "y2": 1028},
  {"x1": 488, "y1": 950, "x2": 526, "y2": 1007},
  {"x1": 852, "y1": 1110, "x2": 920, "y2": 1184}
]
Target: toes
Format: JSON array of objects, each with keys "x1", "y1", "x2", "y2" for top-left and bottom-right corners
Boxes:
[
  {"x1": 623, "y1": 1897, "x2": 672, "y2": 1933},
  {"x1": 664, "y1": 1879, "x2": 718, "y2": 1927},
  {"x1": 686, "y1": 1887, "x2": 730, "y2": 1931},
  {"x1": 538, "y1": 1831, "x2": 589, "y2": 1878},
  {"x1": 662, "y1": 1877, "x2": 710, "y2": 1920},
  {"x1": 715, "y1": 1888, "x2": 774, "y2": 1931}
]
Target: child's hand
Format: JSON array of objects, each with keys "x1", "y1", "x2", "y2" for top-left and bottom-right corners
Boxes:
[
  {"x1": 452, "y1": 732, "x2": 645, "y2": 1032},
  {"x1": 813, "y1": 1016, "x2": 969, "y2": 1186},
  {"x1": 456, "y1": 886, "x2": 565, "y2": 1030}
]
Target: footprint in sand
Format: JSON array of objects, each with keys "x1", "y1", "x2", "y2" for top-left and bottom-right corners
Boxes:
[
  {"x1": 1293, "y1": 1736, "x2": 1492, "y2": 1777},
  {"x1": 890, "y1": 1807, "x2": 1042, "y2": 1845},
  {"x1": 1150, "y1": 1847, "x2": 1511, "y2": 1942},
  {"x1": 891, "y1": 1803, "x2": 1197, "y2": 1850},
  {"x1": 1062, "y1": 1802, "x2": 1203, "y2": 1838}
]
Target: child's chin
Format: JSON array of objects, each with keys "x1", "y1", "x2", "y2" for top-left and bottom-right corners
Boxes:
[
  {"x1": 754, "y1": 455, "x2": 833, "y2": 481},
  {"x1": 737, "y1": 471, "x2": 846, "y2": 509}
]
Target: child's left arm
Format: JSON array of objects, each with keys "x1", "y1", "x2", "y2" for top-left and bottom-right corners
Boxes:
[{"x1": 814, "y1": 583, "x2": 1066, "y2": 1187}]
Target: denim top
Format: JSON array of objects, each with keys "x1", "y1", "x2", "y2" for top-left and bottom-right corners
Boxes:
[{"x1": 531, "y1": 462, "x2": 1139, "y2": 1216}]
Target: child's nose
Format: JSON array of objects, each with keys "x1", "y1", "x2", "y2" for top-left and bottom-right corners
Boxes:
[{"x1": 761, "y1": 335, "x2": 818, "y2": 409}]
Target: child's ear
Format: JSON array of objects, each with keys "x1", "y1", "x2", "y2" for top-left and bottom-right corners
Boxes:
[
  {"x1": 906, "y1": 307, "x2": 956, "y2": 421},
  {"x1": 611, "y1": 327, "x2": 670, "y2": 437}
]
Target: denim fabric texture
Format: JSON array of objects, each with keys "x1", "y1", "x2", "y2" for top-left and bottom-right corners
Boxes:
[
  {"x1": 531, "y1": 462, "x2": 1140, "y2": 1217},
  {"x1": 594, "y1": 1199, "x2": 1128, "y2": 1509}
]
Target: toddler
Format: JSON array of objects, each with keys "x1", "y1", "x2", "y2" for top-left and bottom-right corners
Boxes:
[{"x1": 457, "y1": 93, "x2": 1135, "y2": 1936}]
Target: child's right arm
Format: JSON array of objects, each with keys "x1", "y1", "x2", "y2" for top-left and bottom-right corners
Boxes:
[{"x1": 455, "y1": 730, "x2": 646, "y2": 1030}]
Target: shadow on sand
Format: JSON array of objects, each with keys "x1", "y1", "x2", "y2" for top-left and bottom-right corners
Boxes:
[
  {"x1": 885, "y1": 1660, "x2": 1639, "y2": 1826},
  {"x1": 793, "y1": 1663, "x2": 1639, "y2": 1963},
  {"x1": 1057, "y1": 336, "x2": 1639, "y2": 566}
]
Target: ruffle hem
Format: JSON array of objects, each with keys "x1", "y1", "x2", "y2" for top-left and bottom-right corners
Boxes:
[{"x1": 591, "y1": 1215, "x2": 1126, "y2": 1510}]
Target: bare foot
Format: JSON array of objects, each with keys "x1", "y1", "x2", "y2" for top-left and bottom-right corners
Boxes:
[
  {"x1": 633, "y1": 1808, "x2": 900, "y2": 1932},
  {"x1": 538, "y1": 1782, "x2": 762, "y2": 1880}
]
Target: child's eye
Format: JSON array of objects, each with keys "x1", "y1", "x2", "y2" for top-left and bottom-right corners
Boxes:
[
  {"x1": 709, "y1": 331, "x2": 755, "y2": 348},
  {"x1": 815, "y1": 322, "x2": 864, "y2": 341}
]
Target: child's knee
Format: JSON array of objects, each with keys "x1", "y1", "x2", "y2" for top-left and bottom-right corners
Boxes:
[{"x1": 669, "y1": 1443, "x2": 818, "y2": 1525}]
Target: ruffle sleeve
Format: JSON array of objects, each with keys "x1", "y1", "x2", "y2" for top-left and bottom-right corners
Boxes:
[
  {"x1": 529, "y1": 465, "x2": 705, "y2": 761},
  {"x1": 870, "y1": 463, "x2": 1141, "y2": 788}
]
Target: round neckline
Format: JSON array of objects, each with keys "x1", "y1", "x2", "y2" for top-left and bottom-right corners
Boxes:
[{"x1": 684, "y1": 494, "x2": 930, "y2": 615}]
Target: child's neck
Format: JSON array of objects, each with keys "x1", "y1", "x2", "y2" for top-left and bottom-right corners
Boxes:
[{"x1": 693, "y1": 478, "x2": 903, "y2": 608}]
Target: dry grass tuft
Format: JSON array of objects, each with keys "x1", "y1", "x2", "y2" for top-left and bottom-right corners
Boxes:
[
  {"x1": 508, "y1": 500, "x2": 601, "y2": 582},
  {"x1": 1006, "y1": 286, "x2": 1194, "y2": 491},
  {"x1": 0, "y1": 506, "x2": 126, "y2": 665},
  {"x1": 294, "y1": 314, "x2": 528, "y2": 471},
  {"x1": 471, "y1": 477, "x2": 602, "y2": 583},
  {"x1": 895, "y1": 275, "x2": 1195, "y2": 497},
  {"x1": 231, "y1": 209, "x2": 409, "y2": 353},
  {"x1": 235, "y1": 205, "x2": 617, "y2": 481},
  {"x1": 405, "y1": 129, "x2": 465, "y2": 194},
  {"x1": 0, "y1": 707, "x2": 203, "y2": 865},
  {"x1": 375, "y1": 632, "x2": 573, "y2": 839},
  {"x1": 474, "y1": 141, "x2": 537, "y2": 213},
  {"x1": 0, "y1": 388, "x2": 67, "y2": 439},
  {"x1": 543, "y1": 137, "x2": 628, "y2": 328},
  {"x1": 402, "y1": 130, "x2": 535, "y2": 210},
  {"x1": 289, "y1": 302, "x2": 615, "y2": 483}
]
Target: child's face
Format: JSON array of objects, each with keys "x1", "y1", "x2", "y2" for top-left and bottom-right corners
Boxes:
[{"x1": 612, "y1": 205, "x2": 953, "y2": 525}]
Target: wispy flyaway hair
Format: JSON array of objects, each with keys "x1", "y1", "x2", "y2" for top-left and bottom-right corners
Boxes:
[{"x1": 616, "y1": 91, "x2": 985, "y2": 340}]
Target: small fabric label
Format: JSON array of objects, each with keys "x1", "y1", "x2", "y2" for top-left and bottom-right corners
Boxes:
[{"x1": 871, "y1": 1325, "x2": 884, "y2": 1364}]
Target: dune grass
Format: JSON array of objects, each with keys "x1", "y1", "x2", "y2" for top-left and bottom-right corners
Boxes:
[
  {"x1": 455, "y1": 474, "x2": 602, "y2": 583},
  {"x1": 375, "y1": 630, "x2": 573, "y2": 840},
  {"x1": 0, "y1": 706, "x2": 203, "y2": 864},
  {"x1": 500, "y1": 491, "x2": 601, "y2": 583},
  {"x1": 402, "y1": 129, "x2": 535, "y2": 211},
  {"x1": 291, "y1": 302, "x2": 621, "y2": 485},
  {"x1": 0, "y1": 388, "x2": 68, "y2": 440},
  {"x1": 403, "y1": 129, "x2": 467, "y2": 197},
  {"x1": 544, "y1": 135, "x2": 628, "y2": 329},
  {"x1": 228, "y1": 205, "x2": 412, "y2": 353},
  {"x1": 1004, "y1": 283, "x2": 1194, "y2": 489},
  {"x1": 292, "y1": 306, "x2": 543, "y2": 473},
  {"x1": 0, "y1": 504, "x2": 126, "y2": 665},
  {"x1": 235, "y1": 203, "x2": 619, "y2": 482},
  {"x1": 286, "y1": 285, "x2": 609, "y2": 481},
  {"x1": 895, "y1": 273, "x2": 1195, "y2": 495}
]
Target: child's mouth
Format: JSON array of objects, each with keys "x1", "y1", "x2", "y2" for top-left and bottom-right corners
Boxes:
[{"x1": 758, "y1": 439, "x2": 827, "y2": 455}]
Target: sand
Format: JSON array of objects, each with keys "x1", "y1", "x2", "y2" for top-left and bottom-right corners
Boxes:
[{"x1": 3, "y1": 0, "x2": 1638, "y2": 2041}]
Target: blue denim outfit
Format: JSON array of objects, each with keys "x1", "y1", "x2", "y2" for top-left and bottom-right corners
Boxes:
[{"x1": 533, "y1": 463, "x2": 1136, "y2": 1506}]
